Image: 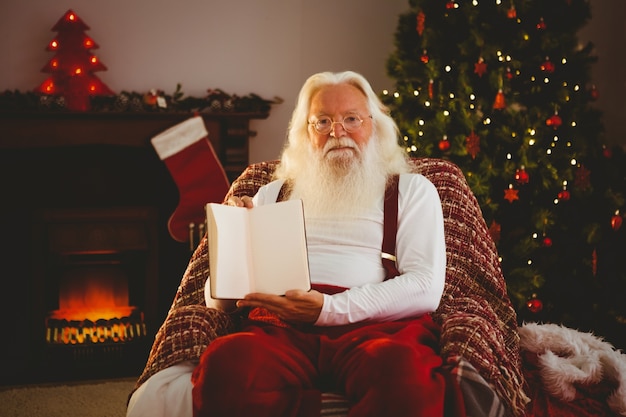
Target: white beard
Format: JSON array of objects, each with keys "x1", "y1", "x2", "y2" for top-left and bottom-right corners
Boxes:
[{"x1": 288, "y1": 136, "x2": 389, "y2": 219}]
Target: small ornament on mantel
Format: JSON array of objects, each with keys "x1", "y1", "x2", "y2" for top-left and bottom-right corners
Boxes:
[{"x1": 35, "y1": 9, "x2": 114, "y2": 111}]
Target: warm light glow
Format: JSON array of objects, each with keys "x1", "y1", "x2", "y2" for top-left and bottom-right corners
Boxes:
[
  {"x1": 89, "y1": 84, "x2": 97, "y2": 92},
  {"x1": 84, "y1": 37, "x2": 94, "y2": 47},
  {"x1": 43, "y1": 80, "x2": 55, "y2": 93},
  {"x1": 51, "y1": 59, "x2": 59, "y2": 68},
  {"x1": 52, "y1": 266, "x2": 132, "y2": 322},
  {"x1": 90, "y1": 55, "x2": 98, "y2": 64},
  {"x1": 48, "y1": 306, "x2": 136, "y2": 322},
  {"x1": 68, "y1": 13, "x2": 76, "y2": 21},
  {"x1": 49, "y1": 40, "x2": 59, "y2": 49}
]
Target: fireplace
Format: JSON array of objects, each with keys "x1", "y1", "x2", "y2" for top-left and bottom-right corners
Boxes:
[
  {"x1": 32, "y1": 207, "x2": 158, "y2": 380},
  {"x1": 0, "y1": 111, "x2": 268, "y2": 385}
]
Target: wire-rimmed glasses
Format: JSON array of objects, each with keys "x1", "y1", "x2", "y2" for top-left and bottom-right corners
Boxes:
[{"x1": 308, "y1": 114, "x2": 371, "y2": 135}]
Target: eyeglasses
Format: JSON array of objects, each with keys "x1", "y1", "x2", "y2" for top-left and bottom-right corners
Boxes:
[{"x1": 308, "y1": 114, "x2": 371, "y2": 135}]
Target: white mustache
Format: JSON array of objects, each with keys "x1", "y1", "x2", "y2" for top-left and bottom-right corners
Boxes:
[{"x1": 323, "y1": 137, "x2": 359, "y2": 155}]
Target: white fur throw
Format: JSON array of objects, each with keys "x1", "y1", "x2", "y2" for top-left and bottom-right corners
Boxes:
[{"x1": 518, "y1": 322, "x2": 626, "y2": 416}]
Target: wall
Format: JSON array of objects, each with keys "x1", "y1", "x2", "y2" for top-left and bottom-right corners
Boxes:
[
  {"x1": 578, "y1": 0, "x2": 626, "y2": 149},
  {"x1": 1, "y1": 0, "x2": 624, "y2": 163},
  {"x1": 0, "y1": 0, "x2": 408, "y2": 163}
]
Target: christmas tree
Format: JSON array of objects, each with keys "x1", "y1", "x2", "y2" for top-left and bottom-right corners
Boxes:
[
  {"x1": 35, "y1": 9, "x2": 114, "y2": 111},
  {"x1": 383, "y1": 0, "x2": 626, "y2": 345}
]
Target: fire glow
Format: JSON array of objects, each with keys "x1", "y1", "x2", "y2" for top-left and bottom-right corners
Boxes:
[{"x1": 45, "y1": 265, "x2": 147, "y2": 345}]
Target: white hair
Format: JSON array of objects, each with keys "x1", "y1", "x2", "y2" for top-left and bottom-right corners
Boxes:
[{"x1": 274, "y1": 71, "x2": 410, "y2": 181}]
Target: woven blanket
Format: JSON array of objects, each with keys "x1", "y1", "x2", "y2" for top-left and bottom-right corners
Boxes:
[{"x1": 134, "y1": 158, "x2": 528, "y2": 416}]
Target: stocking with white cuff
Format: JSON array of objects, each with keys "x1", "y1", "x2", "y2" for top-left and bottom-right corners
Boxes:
[{"x1": 151, "y1": 116, "x2": 229, "y2": 242}]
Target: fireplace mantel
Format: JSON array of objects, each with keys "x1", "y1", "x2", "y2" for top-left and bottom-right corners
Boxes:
[
  {"x1": 0, "y1": 110, "x2": 268, "y2": 180},
  {"x1": 0, "y1": 110, "x2": 269, "y2": 384}
]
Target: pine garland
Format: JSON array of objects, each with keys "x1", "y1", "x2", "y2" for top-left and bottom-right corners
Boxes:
[{"x1": 0, "y1": 84, "x2": 282, "y2": 114}]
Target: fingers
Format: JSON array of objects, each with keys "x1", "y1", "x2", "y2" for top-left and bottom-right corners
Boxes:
[
  {"x1": 236, "y1": 291, "x2": 324, "y2": 324},
  {"x1": 227, "y1": 195, "x2": 254, "y2": 208}
]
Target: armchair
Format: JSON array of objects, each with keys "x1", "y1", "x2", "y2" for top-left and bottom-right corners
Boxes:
[{"x1": 133, "y1": 157, "x2": 531, "y2": 416}]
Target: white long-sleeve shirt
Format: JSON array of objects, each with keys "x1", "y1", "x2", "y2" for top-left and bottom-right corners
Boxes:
[
  {"x1": 128, "y1": 173, "x2": 446, "y2": 417},
  {"x1": 252, "y1": 173, "x2": 446, "y2": 326}
]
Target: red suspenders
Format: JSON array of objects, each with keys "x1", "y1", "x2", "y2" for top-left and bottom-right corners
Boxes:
[
  {"x1": 381, "y1": 175, "x2": 400, "y2": 280},
  {"x1": 277, "y1": 174, "x2": 400, "y2": 281}
]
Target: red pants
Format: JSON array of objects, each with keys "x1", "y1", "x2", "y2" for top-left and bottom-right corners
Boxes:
[{"x1": 191, "y1": 314, "x2": 462, "y2": 417}]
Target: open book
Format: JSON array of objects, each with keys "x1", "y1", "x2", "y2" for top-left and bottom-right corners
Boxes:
[{"x1": 205, "y1": 199, "x2": 311, "y2": 299}]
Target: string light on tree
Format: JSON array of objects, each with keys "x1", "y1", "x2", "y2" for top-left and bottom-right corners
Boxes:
[{"x1": 383, "y1": 0, "x2": 626, "y2": 329}]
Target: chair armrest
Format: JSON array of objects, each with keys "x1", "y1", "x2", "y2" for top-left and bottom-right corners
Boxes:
[{"x1": 134, "y1": 304, "x2": 235, "y2": 389}]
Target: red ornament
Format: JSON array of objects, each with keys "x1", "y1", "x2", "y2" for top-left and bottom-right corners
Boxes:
[
  {"x1": 428, "y1": 79, "x2": 434, "y2": 99},
  {"x1": 446, "y1": 1, "x2": 458, "y2": 10},
  {"x1": 542, "y1": 236, "x2": 553, "y2": 247},
  {"x1": 546, "y1": 112, "x2": 562, "y2": 129},
  {"x1": 35, "y1": 9, "x2": 114, "y2": 111},
  {"x1": 438, "y1": 136, "x2": 451, "y2": 151},
  {"x1": 611, "y1": 212, "x2": 623, "y2": 231},
  {"x1": 515, "y1": 167, "x2": 530, "y2": 185},
  {"x1": 420, "y1": 50, "x2": 429, "y2": 64},
  {"x1": 540, "y1": 57, "x2": 555, "y2": 73},
  {"x1": 507, "y1": 6, "x2": 517, "y2": 19},
  {"x1": 526, "y1": 296, "x2": 544, "y2": 313},
  {"x1": 590, "y1": 84, "x2": 599, "y2": 100},
  {"x1": 505, "y1": 67, "x2": 514, "y2": 80},
  {"x1": 493, "y1": 89, "x2": 506, "y2": 110},
  {"x1": 536, "y1": 18, "x2": 547, "y2": 30},
  {"x1": 602, "y1": 146, "x2": 613, "y2": 159},
  {"x1": 557, "y1": 189, "x2": 570, "y2": 201},
  {"x1": 504, "y1": 186, "x2": 519, "y2": 203},
  {"x1": 416, "y1": 11, "x2": 426, "y2": 36},
  {"x1": 465, "y1": 131, "x2": 480, "y2": 159},
  {"x1": 474, "y1": 57, "x2": 487, "y2": 77}
]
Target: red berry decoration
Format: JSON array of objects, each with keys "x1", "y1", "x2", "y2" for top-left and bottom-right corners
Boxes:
[{"x1": 542, "y1": 236, "x2": 553, "y2": 247}]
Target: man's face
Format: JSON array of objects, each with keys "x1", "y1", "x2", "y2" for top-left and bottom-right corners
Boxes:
[{"x1": 307, "y1": 83, "x2": 372, "y2": 160}]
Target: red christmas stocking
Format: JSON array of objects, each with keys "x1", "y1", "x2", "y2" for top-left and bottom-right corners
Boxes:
[{"x1": 151, "y1": 116, "x2": 229, "y2": 242}]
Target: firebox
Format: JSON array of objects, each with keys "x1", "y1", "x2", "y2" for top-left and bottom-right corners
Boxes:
[{"x1": 32, "y1": 207, "x2": 158, "y2": 380}]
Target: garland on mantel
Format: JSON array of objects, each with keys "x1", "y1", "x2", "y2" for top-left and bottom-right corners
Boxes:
[{"x1": 0, "y1": 84, "x2": 283, "y2": 114}]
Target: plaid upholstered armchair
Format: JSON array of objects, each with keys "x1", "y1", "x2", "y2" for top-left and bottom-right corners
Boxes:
[{"x1": 133, "y1": 157, "x2": 529, "y2": 416}]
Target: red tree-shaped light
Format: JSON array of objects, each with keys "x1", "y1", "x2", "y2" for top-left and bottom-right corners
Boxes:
[{"x1": 35, "y1": 9, "x2": 114, "y2": 111}]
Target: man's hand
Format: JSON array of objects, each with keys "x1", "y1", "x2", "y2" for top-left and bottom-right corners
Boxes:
[
  {"x1": 227, "y1": 195, "x2": 254, "y2": 208},
  {"x1": 236, "y1": 290, "x2": 324, "y2": 324}
]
